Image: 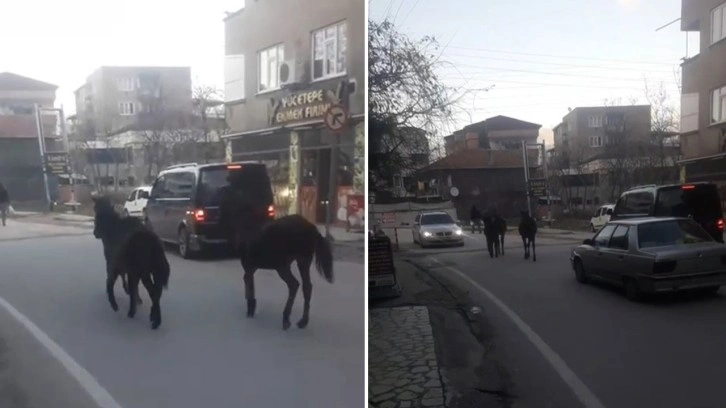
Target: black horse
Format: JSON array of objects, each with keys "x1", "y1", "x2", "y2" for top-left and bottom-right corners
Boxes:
[
  {"x1": 518, "y1": 211, "x2": 538, "y2": 262},
  {"x1": 482, "y1": 214, "x2": 501, "y2": 258},
  {"x1": 220, "y1": 194, "x2": 334, "y2": 330},
  {"x1": 93, "y1": 196, "x2": 170, "y2": 329}
]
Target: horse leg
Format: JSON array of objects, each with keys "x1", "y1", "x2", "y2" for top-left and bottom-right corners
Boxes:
[
  {"x1": 141, "y1": 275, "x2": 161, "y2": 329},
  {"x1": 532, "y1": 235, "x2": 537, "y2": 262},
  {"x1": 486, "y1": 236, "x2": 494, "y2": 258},
  {"x1": 494, "y1": 236, "x2": 500, "y2": 257},
  {"x1": 296, "y1": 256, "x2": 314, "y2": 329},
  {"x1": 127, "y1": 274, "x2": 140, "y2": 318},
  {"x1": 242, "y1": 264, "x2": 257, "y2": 318},
  {"x1": 500, "y1": 232, "x2": 506, "y2": 255},
  {"x1": 276, "y1": 265, "x2": 300, "y2": 330},
  {"x1": 522, "y1": 236, "x2": 529, "y2": 259},
  {"x1": 106, "y1": 269, "x2": 119, "y2": 312}
]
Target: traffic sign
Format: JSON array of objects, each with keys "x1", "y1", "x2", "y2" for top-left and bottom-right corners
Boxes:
[
  {"x1": 323, "y1": 104, "x2": 348, "y2": 133},
  {"x1": 528, "y1": 178, "x2": 547, "y2": 197},
  {"x1": 43, "y1": 152, "x2": 69, "y2": 175}
]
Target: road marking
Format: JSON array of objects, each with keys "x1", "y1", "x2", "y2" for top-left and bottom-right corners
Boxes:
[
  {"x1": 0, "y1": 296, "x2": 124, "y2": 408},
  {"x1": 427, "y1": 256, "x2": 607, "y2": 408}
]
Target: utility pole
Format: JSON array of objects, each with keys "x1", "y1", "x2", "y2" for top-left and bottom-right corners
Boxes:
[
  {"x1": 521, "y1": 140, "x2": 532, "y2": 217},
  {"x1": 34, "y1": 104, "x2": 52, "y2": 208},
  {"x1": 324, "y1": 80, "x2": 352, "y2": 241},
  {"x1": 541, "y1": 142, "x2": 551, "y2": 223},
  {"x1": 58, "y1": 107, "x2": 78, "y2": 211}
]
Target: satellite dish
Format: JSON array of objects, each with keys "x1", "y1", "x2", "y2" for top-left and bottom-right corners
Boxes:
[{"x1": 450, "y1": 187, "x2": 460, "y2": 197}]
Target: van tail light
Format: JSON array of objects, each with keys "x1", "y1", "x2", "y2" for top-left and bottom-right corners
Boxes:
[
  {"x1": 681, "y1": 185, "x2": 696, "y2": 190},
  {"x1": 652, "y1": 260, "x2": 677, "y2": 274},
  {"x1": 188, "y1": 209, "x2": 205, "y2": 222},
  {"x1": 267, "y1": 205, "x2": 275, "y2": 218},
  {"x1": 718, "y1": 219, "x2": 724, "y2": 231},
  {"x1": 227, "y1": 164, "x2": 241, "y2": 169}
]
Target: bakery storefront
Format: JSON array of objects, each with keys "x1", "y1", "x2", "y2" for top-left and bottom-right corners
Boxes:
[{"x1": 226, "y1": 80, "x2": 364, "y2": 227}]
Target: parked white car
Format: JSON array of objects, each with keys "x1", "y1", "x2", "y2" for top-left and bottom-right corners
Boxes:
[
  {"x1": 590, "y1": 204, "x2": 615, "y2": 232},
  {"x1": 123, "y1": 186, "x2": 151, "y2": 218}
]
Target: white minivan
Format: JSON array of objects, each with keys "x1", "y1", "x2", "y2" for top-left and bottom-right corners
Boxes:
[
  {"x1": 589, "y1": 204, "x2": 615, "y2": 232},
  {"x1": 123, "y1": 186, "x2": 152, "y2": 218}
]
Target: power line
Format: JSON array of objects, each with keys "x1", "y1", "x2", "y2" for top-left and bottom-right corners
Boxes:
[
  {"x1": 443, "y1": 45, "x2": 676, "y2": 66},
  {"x1": 438, "y1": 76, "x2": 673, "y2": 92},
  {"x1": 438, "y1": 65, "x2": 666, "y2": 83},
  {"x1": 441, "y1": 54, "x2": 678, "y2": 74}
]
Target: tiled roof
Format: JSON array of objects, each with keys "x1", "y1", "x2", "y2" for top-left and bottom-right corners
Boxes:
[
  {"x1": 419, "y1": 148, "x2": 540, "y2": 171},
  {"x1": 0, "y1": 72, "x2": 58, "y2": 91}
]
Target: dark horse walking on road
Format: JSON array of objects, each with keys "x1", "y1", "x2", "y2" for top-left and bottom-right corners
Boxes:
[
  {"x1": 483, "y1": 212, "x2": 508, "y2": 258},
  {"x1": 220, "y1": 192, "x2": 334, "y2": 331},
  {"x1": 93, "y1": 196, "x2": 170, "y2": 329},
  {"x1": 518, "y1": 211, "x2": 538, "y2": 262}
]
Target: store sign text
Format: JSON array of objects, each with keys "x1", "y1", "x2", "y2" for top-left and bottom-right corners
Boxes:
[{"x1": 273, "y1": 90, "x2": 331, "y2": 125}]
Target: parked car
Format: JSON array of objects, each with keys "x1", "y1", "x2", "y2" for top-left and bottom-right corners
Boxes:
[
  {"x1": 123, "y1": 186, "x2": 152, "y2": 218},
  {"x1": 144, "y1": 162, "x2": 275, "y2": 259},
  {"x1": 571, "y1": 217, "x2": 726, "y2": 300},
  {"x1": 611, "y1": 182, "x2": 724, "y2": 242},
  {"x1": 589, "y1": 204, "x2": 615, "y2": 232},
  {"x1": 412, "y1": 211, "x2": 464, "y2": 248}
]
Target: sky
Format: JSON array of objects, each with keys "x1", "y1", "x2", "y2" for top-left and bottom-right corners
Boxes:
[
  {"x1": 369, "y1": 0, "x2": 695, "y2": 146},
  {"x1": 0, "y1": 0, "x2": 244, "y2": 115}
]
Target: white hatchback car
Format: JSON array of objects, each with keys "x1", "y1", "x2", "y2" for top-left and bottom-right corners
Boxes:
[
  {"x1": 123, "y1": 186, "x2": 152, "y2": 218},
  {"x1": 590, "y1": 204, "x2": 615, "y2": 232}
]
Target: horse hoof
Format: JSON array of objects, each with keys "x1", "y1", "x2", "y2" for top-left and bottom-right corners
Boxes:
[
  {"x1": 110, "y1": 303, "x2": 119, "y2": 312},
  {"x1": 282, "y1": 320, "x2": 291, "y2": 330},
  {"x1": 297, "y1": 318, "x2": 309, "y2": 329},
  {"x1": 128, "y1": 311, "x2": 136, "y2": 319},
  {"x1": 151, "y1": 320, "x2": 161, "y2": 330}
]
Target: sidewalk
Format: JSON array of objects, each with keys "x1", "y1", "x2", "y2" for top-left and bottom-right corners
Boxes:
[
  {"x1": 0, "y1": 219, "x2": 89, "y2": 242},
  {"x1": 317, "y1": 224, "x2": 365, "y2": 243}
]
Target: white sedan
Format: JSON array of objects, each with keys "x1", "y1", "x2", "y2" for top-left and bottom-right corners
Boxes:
[{"x1": 412, "y1": 211, "x2": 465, "y2": 248}]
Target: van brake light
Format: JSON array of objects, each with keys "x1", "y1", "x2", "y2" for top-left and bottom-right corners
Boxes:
[
  {"x1": 188, "y1": 209, "x2": 205, "y2": 222},
  {"x1": 681, "y1": 185, "x2": 696, "y2": 190},
  {"x1": 718, "y1": 219, "x2": 724, "y2": 231},
  {"x1": 227, "y1": 164, "x2": 241, "y2": 169},
  {"x1": 267, "y1": 205, "x2": 275, "y2": 218}
]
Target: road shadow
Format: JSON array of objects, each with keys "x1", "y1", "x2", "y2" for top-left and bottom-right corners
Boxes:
[{"x1": 582, "y1": 278, "x2": 726, "y2": 306}]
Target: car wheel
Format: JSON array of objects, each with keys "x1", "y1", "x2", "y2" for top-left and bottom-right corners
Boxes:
[
  {"x1": 574, "y1": 258, "x2": 588, "y2": 284},
  {"x1": 178, "y1": 227, "x2": 196, "y2": 260},
  {"x1": 623, "y1": 278, "x2": 642, "y2": 301}
]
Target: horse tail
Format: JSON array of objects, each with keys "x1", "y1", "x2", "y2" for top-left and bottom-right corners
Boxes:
[
  {"x1": 144, "y1": 230, "x2": 170, "y2": 290},
  {"x1": 155, "y1": 251, "x2": 171, "y2": 289},
  {"x1": 314, "y1": 231, "x2": 334, "y2": 284}
]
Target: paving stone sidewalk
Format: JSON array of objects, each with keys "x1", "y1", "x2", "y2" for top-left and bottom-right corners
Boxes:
[{"x1": 369, "y1": 306, "x2": 446, "y2": 408}]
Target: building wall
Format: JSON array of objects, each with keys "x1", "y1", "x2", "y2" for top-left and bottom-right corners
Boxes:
[
  {"x1": 224, "y1": 0, "x2": 364, "y2": 132},
  {"x1": 680, "y1": 0, "x2": 726, "y2": 160}
]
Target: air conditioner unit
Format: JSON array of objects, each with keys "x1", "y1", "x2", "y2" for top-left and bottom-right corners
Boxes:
[{"x1": 279, "y1": 60, "x2": 297, "y2": 86}]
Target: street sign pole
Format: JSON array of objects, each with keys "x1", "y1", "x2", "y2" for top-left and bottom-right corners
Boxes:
[
  {"x1": 34, "y1": 104, "x2": 52, "y2": 208},
  {"x1": 541, "y1": 142, "x2": 551, "y2": 223},
  {"x1": 522, "y1": 140, "x2": 532, "y2": 217},
  {"x1": 323, "y1": 90, "x2": 350, "y2": 242}
]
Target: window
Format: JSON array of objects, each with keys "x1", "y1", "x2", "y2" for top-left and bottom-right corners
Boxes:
[
  {"x1": 225, "y1": 54, "x2": 245, "y2": 102},
  {"x1": 711, "y1": 3, "x2": 726, "y2": 45},
  {"x1": 150, "y1": 176, "x2": 168, "y2": 199},
  {"x1": 165, "y1": 172, "x2": 195, "y2": 199},
  {"x1": 587, "y1": 116, "x2": 603, "y2": 128},
  {"x1": 593, "y1": 224, "x2": 616, "y2": 246},
  {"x1": 118, "y1": 102, "x2": 136, "y2": 116},
  {"x1": 258, "y1": 44, "x2": 284, "y2": 92},
  {"x1": 589, "y1": 135, "x2": 603, "y2": 147},
  {"x1": 127, "y1": 190, "x2": 137, "y2": 202},
  {"x1": 638, "y1": 220, "x2": 712, "y2": 249},
  {"x1": 117, "y1": 78, "x2": 135, "y2": 92},
  {"x1": 608, "y1": 225, "x2": 630, "y2": 250},
  {"x1": 312, "y1": 20, "x2": 347, "y2": 80},
  {"x1": 712, "y1": 85, "x2": 726, "y2": 124}
]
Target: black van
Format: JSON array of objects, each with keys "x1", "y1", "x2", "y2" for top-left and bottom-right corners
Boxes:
[
  {"x1": 610, "y1": 182, "x2": 724, "y2": 242},
  {"x1": 143, "y1": 162, "x2": 275, "y2": 258}
]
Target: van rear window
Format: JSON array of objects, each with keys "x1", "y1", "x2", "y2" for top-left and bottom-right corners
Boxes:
[
  {"x1": 654, "y1": 185, "x2": 722, "y2": 220},
  {"x1": 198, "y1": 165, "x2": 273, "y2": 207}
]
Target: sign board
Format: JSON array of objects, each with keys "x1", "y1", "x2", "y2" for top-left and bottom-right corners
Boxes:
[
  {"x1": 323, "y1": 104, "x2": 348, "y2": 133},
  {"x1": 375, "y1": 212, "x2": 396, "y2": 227},
  {"x1": 368, "y1": 236, "x2": 398, "y2": 288},
  {"x1": 528, "y1": 178, "x2": 547, "y2": 197},
  {"x1": 43, "y1": 152, "x2": 69, "y2": 175},
  {"x1": 271, "y1": 89, "x2": 332, "y2": 126}
]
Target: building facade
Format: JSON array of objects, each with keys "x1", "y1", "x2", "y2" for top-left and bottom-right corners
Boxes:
[
  {"x1": 444, "y1": 115, "x2": 541, "y2": 156},
  {"x1": 0, "y1": 72, "x2": 62, "y2": 202},
  {"x1": 223, "y1": 0, "x2": 365, "y2": 223},
  {"x1": 679, "y1": 0, "x2": 726, "y2": 186}
]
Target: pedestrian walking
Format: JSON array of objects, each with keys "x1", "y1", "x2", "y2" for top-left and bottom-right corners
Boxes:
[{"x1": 0, "y1": 182, "x2": 10, "y2": 226}]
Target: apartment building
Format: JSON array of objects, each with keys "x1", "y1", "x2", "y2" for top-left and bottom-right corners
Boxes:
[
  {"x1": 679, "y1": 0, "x2": 726, "y2": 184},
  {"x1": 223, "y1": 0, "x2": 364, "y2": 222},
  {"x1": 444, "y1": 115, "x2": 541, "y2": 156}
]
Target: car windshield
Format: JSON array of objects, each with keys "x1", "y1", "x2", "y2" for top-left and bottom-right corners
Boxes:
[
  {"x1": 421, "y1": 213, "x2": 454, "y2": 225},
  {"x1": 198, "y1": 165, "x2": 273, "y2": 207},
  {"x1": 637, "y1": 219, "x2": 713, "y2": 249}
]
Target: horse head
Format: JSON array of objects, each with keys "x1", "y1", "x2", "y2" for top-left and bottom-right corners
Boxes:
[{"x1": 92, "y1": 195, "x2": 118, "y2": 239}]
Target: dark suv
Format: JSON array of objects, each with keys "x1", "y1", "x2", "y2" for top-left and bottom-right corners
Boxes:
[
  {"x1": 143, "y1": 162, "x2": 275, "y2": 258},
  {"x1": 611, "y1": 182, "x2": 724, "y2": 243}
]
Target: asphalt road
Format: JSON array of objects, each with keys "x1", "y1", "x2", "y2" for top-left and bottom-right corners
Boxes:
[
  {"x1": 0, "y1": 222, "x2": 364, "y2": 408},
  {"x1": 412, "y1": 231, "x2": 726, "y2": 408}
]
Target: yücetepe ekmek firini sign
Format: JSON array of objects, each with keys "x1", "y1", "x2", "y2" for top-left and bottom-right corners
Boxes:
[{"x1": 271, "y1": 89, "x2": 332, "y2": 126}]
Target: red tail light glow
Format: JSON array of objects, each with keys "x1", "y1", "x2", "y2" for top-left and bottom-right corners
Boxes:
[
  {"x1": 718, "y1": 219, "x2": 724, "y2": 231},
  {"x1": 188, "y1": 209, "x2": 205, "y2": 222},
  {"x1": 681, "y1": 185, "x2": 696, "y2": 190},
  {"x1": 267, "y1": 205, "x2": 275, "y2": 218},
  {"x1": 227, "y1": 164, "x2": 241, "y2": 169}
]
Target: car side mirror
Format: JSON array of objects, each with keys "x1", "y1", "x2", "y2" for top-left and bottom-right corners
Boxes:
[{"x1": 583, "y1": 239, "x2": 594, "y2": 246}]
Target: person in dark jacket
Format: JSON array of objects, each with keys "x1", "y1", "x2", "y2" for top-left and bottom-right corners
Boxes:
[{"x1": 0, "y1": 183, "x2": 9, "y2": 226}]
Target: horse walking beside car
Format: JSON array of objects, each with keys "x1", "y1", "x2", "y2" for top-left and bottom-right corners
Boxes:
[
  {"x1": 219, "y1": 184, "x2": 334, "y2": 331},
  {"x1": 93, "y1": 196, "x2": 170, "y2": 330},
  {"x1": 518, "y1": 211, "x2": 538, "y2": 262}
]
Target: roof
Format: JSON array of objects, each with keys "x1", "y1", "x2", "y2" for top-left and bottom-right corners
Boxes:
[
  {"x1": 0, "y1": 72, "x2": 58, "y2": 91},
  {"x1": 418, "y1": 148, "x2": 539, "y2": 171},
  {"x1": 458, "y1": 115, "x2": 541, "y2": 134}
]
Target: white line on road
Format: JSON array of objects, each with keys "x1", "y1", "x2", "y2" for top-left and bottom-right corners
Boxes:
[
  {"x1": 427, "y1": 256, "x2": 606, "y2": 408},
  {"x1": 0, "y1": 296, "x2": 124, "y2": 408}
]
